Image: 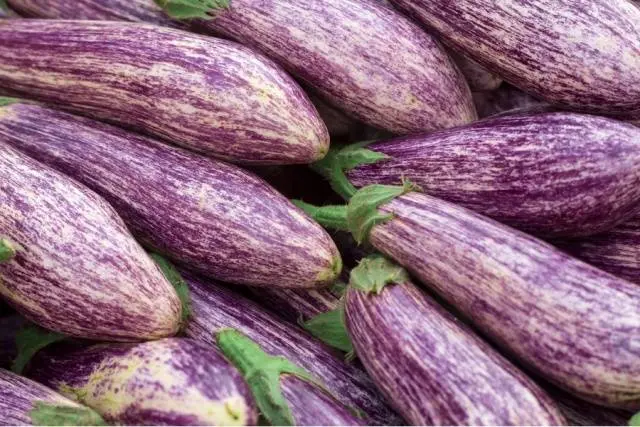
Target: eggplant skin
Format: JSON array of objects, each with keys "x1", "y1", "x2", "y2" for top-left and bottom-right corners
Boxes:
[
  {"x1": 0, "y1": 103, "x2": 340, "y2": 289},
  {"x1": 0, "y1": 143, "x2": 181, "y2": 340},
  {"x1": 0, "y1": 20, "x2": 328, "y2": 165},
  {"x1": 184, "y1": 271, "x2": 402, "y2": 425},
  {"x1": 388, "y1": 0, "x2": 640, "y2": 119},
  {"x1": 247, "y1": 287, "x2": 341, "y2": 323},
  {"x1": 26, "y1": 338, "x2": 257, "y2": 426},
  {"x1": 196, "y1": 0, "x2": 476, "y2": 134},
  {"x1": 346, "y1": 281, "x2": 565, "y2": 425},
  {"x1": 369, "y1": 192, "x2": 640, "y2": 409},
  {"x1": 0, "y1": 369, "x2": 92, "y2": 426},
  {"x1": 349, "y1": 112, "x2": 640, "y2": 238}
]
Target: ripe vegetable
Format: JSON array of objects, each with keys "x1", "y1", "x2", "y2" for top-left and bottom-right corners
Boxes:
[{"x1": 0, "y1": 20, "x2": 329, "y2": 164}]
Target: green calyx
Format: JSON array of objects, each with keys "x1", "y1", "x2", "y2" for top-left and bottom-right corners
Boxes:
[
  {"x1": 311, "y1": 141, "x2": 388, "y2": 201},
  {"x1": 630, "y1": 412, "x2": 640, "y2": 426},
  {"x1": 0, "y1": 97, "x2": 19, "y2": 107},
  {"x1": 154, "y1": 0, "x2": 230, "y2": 19},
  {"x1": 150, "y1": 253, "x2": 191, "y2": 327},
  {"x1": 216, "y1": 329, "x2": 325, "y2": 426},
  {"x1": 0, "y1": 238, "x2": 17, "y2": 262},
  {"x1": 302, "y1": 304, "x2": 353, "y2": 353},
  {"x1": 29, "y1": 402, "x2": 105, "y2": 426},
  {"x1": 12, "y1": 324, "x2": 66, "y2": 374},
  {"x1": 350, "y1": 255, "x2": 409, "y2": 295}
]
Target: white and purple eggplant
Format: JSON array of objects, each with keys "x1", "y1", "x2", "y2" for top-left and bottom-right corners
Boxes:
[
  {"x1": 0, "y1": 20, "x2": 329, "y2": 165},
  {"x1": 387, "y1": 0, "x2": 640, "y2": 119},
  {"x1": 547, "y1": 384, "x2": 631, "y2": 426},
  {"x1": 25, "y1": 338, "x2": 257, "y2": 426},
  {"x1": 0, "y1": 101, "x2": 341, "y2": 289},
  {"x1": 299, "y1": 184, "x2": 640, "y2": 409},
  {"x1": 0, "y1": 142, "x2": 181, "y2": 340},
  {"x1": 320, "y1": 112, "x2": 640, "y2": 238},
  {"x1": 344, "y1": 255, "x2": 565, "y2": 425},
  {"x1": 0, "y1": 369, "x2": 105, "y2": 426},
  {"x1": 156, "y1": 0, "x2": 476, "y2": 135},
  {"x1": 184, "y1": 271, "x2": 402, "y2": 425}
]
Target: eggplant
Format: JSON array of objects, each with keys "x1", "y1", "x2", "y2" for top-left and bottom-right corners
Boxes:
[
  {"x1": 344, "y1": 256, "x2": 565, "y2": 425},
  {"x1": 331, "y1": 112, "x2": 640, "y2": 238},
  {"x1": 26, "y1": 338, "x2": 257, "y2": 426},
  {"x1": 387, "y1": 0, "x2": 640, "y2": 119},
  {"x1": 546, "y1": 384, "x2": 631, "y2": 426},
  {"x1": 247, "y1": 286, "x2": 341, "y2": 324},
  {"x1": 0, "y1": 142, "x2": 181, "y2": 340},
  {"x1": 157, "y1": 0, "x2": 476, "y2": 135},
  {"x1": 472, "y1": 84, "x2": 545, "y2": 118},
  {"x1": 0, "y1": 102, "x2": 341, "y2": 289},
  {"x1": 0, "y1": 369, "x2": 104, "y2": 426},
  {"x1": 0, "y1": 20, "x2": 329, "y2": 165},
  {"x1": 216, "y1": 329, "x2": 364, "y2": 426},
  {"x1": 184, "y1": 271, "x2": 402, "y2": 425}
]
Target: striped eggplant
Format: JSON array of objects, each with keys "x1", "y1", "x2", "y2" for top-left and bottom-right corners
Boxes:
[
  {"x1": 547, "y1": 384, "x2": 631, "y2": 426},
  {"x1": 26, "y1": 338, "x2": 257, "y2": 426},
  {"x1": 472, "y1": 84, "x2": 544, "y2": 118},
  {"x1": 157, "y1": 0, "x2": 476, "y2": 135},
  {"x1": 216, "y1": 329, "x2": 364, "y2": 426},
  {"x1": 184, "y1": 271, "x2": 402, "y2": 425},
  {"x1": 337, "y1": 112, "x2": 640, "y2": 238},
  {"x1": 0, "y1": 142, "x2": 181, "y2": 340},
  {"x1": 0, "y1": 20, "x2": 329, "y2": 165},
  {"x1": 0, "y1": 369, "x2": 104, "y2": 426},
  {"x1": 247, "y1": 286, "x2": 341, "y2": 324},
  {"x1": 344, "y1": 256, "x2": 565, "y2": 425},
  {"x1": 449, "y1": 51, "x2": 503, "y2": 92},
  {"x1": 387, "y1": 0, "x2": 640, "y2": 119},
  {"x1": 0, "y1": 102, "x2": 340, "y2": 288},
  {"x1": 555, "y1": 215, "x2": 640, "y2": 285}
]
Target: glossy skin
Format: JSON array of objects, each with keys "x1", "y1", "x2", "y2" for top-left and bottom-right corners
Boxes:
[
  {"x1": 369, "y1": 192, "x2": 640, "y2": 409},
  {"x1": 0, "y1": 143, "x2": 181, "y2": 340},
  {"x1": 0, "y1": 103, "x2": 340, "y2": 288},
  {"x1": 27, "y1": 339, "x2": 258, "y2": 426},
  {"x1": 349, "y1": 113, "x2": 640, "y2": 238},
  {"x1": 346, "y1": 281, "x2": 565, "y2": 425},
  {"x1": 184, "y1": 272, "x2": 402, "y2": 425},
  {"x1": 0, "y1": 20, "x2": 328, "y2": 165},
  {"x1": 197, "y1": 0, "x2": 476, "y2": 134},
  {"x1": 388, "y1": 0, "x2": 640, "y2": 119},
  {"x1": 0, "y1": 369, "x2": 88, "y2": 426}
]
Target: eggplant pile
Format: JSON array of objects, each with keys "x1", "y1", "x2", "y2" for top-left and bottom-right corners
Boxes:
[{"x1": 0, "y1": 1, "x2": 639, "y2": 426}]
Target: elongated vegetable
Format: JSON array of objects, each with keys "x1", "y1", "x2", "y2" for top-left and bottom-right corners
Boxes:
[
  {"x1": 0, "y1": 142, "x2": 181, "y2": 340},
  {"x1": 547, "y1": 384, "x2": 631, "y2": 426},
  {"x1": 387, "y1": 0, "x2": 640, "y2": 119},
  {"x1": 299, "y1": 185, "x2": 640, "y2": 409},
  {"x1": 156, "y1": 0, "x2": 476, "y2": 134},
  {"x1": 344, "y1": 255, "x2": 565, "y2": 425},
  {"x1": 0, "y1": 102, "x2": 340, "y2": 288},
  {"x1": 0, "y1": 369, "x2": 104, "y2": 426},
  {"x1": 184, "y1": 271, "x2": 402, "y2": 425},
  {"x1": 0, "y1": 20, "x2": 329, "y2": 165},
  {"x1": 26, "y1": 338, "x2": 257, "y2": 426},
  {"x1": 247, "y1": 285, "x2": 342, "y2": 324},
  {"x1": 217, "y1": 329, "x2": 364, "y2": 426},
  {"x1": 321, "y1": 112, "x2": 640, "y2": 238}
]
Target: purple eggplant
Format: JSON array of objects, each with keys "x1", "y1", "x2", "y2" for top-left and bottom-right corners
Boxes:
[
  {"x1": 388, "y1": 0, "x2": 640, "y2": 120},
  {"x1": 157, "y1": 0, "x2": 476, "y2": 135},
  {"x1": 0, "y1": 102, "x2": 341, "y2": 289},
  {"x1": 335, "y1": 112, "x2": 640, "y2": 238},
  {"x1": 0, "y1": 142, "x2": 181, "y2": 340},
  {"x1": 0, "y1": 369, "x2": 104, "y2": 426},
  {"x1": 547, "y1": 384, "x2": 631, "y2": 426},
  {"x1": 184, "y1": 271, "x2": 402, "y2": 425},
  {"x1": 26, "y1": 338, "x2": 258, "y2": 426},
  {"x1": 0, "y1": 20, "x2": 329, "y2": 165},
  {"x1": 247, "y1": 286, "x2": 342, "y2": 324},
  {"x1": 344, "y1": 255, "x2": 565, "y2": 425}
]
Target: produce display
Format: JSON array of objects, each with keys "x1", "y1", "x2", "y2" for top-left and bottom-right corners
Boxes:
[{"x1": 0, "y1": 0, "x2": 638, "y2": 426}]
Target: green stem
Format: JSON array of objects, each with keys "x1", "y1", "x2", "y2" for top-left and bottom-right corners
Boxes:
[
  {"x1": 149, "y1": 253, "x2": 191, "y2": 328},
  {"x1": 349, "y1": 255, "x2": 409, "y2": 295},
  {"x1": 302, "y1": 304, "x2": 353, "y2": 353},
  {"x1": 291, "y1": 200, "x2": 349, "y2": 232},
  {"x1": 29, "y1": 402, "x2": 105, "y2": 426},
  {"x1": 153, "y1": 0, "x2": 229, "y2": 19},
  {"x1": 12, "y1": 324, "x2": 66, "y2": 374},
  {"x1": 0, "y1": 238, "x2": 16, "y2": 262}
]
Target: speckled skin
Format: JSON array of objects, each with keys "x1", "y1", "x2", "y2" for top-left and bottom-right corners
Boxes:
[
  {"x1": 247, "y1": 287, "x2": 341, "y2": 323},
  {"x1": 345, "y1": 281, "x2": 565, "y2": 425},
  {"x1": 0, "y1": 143, "x2": 181, "y2": 340},
  {"x1": 184, "y1": 271, "x2": 402, "y2": 425},
  {"x1": 0, "y1": 20, "x2": 329, "y2": 165},
  {"x1": 26, "y1": 338, "x2": 258, "y2": 426},
  {"x1": 368, "y1": 192, "x2": 640, "y2": 409},
  {"x1": 0, "y1": 369, "x2": 88, "y2": 426},
  {"x1": 349, "y1": 112, "x2": 640, "y2": 238},
  {"x1": 557, "y1": 216, "x2": 640, "y2": 285},
  {"x1": 194, "y1": 0, "x2": 476, "y2": 134},
  {"x1": 0, "y1": 103, "x2": 340, "y2": 288},
  {"x1": 389, "y1": 0, "x2": 640, "y2": 119}
]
